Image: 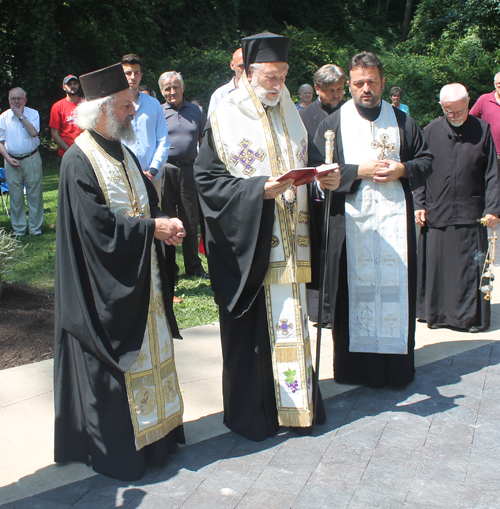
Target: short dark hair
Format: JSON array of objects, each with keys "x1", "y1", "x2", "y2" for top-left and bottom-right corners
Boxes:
[
  {"x1": 390, "y1": 86, "x2": 402, "y2": 97},
  {"x1": 139, "y1": 85, "x2": 156, "y2": 98},
  {"x1": 347, "y1": 52, "x2": 383, "y2": 79},
  {"x1": 121, "y1": 54, "x2": 142, "y2": 72}
]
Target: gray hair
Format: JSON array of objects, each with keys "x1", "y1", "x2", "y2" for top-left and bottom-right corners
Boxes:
[
  {"x1": 248, "y1": 62, "x2": 290, "y2": 75},
  {"x1": 75, "y1": 95, "x2": 115, "y2": 130},
  {"x1": 298, "y1": 84, "x2": 313, "y2": 94},
  {"x1": 9, "y1": 87, "x2": 27, "y2": 98},
  {"x1": 158, "y1": 71, "x2": 184, "y2": 90},
  {"x1": 494, "y1": 72, "x2": 500, "y2": 84},
  {"x1": 439, "y1": 83, "x2": 468, "y2": 103},
  {"x1": 314, "y1": 65, "x2": 346, "y2": 88},
  {"x1": 249, "y1": 63, "x2": 265, "y2": 74}
]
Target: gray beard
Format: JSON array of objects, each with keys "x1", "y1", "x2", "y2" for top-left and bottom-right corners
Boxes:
[
  {"x1": 447, "y1": 117, "x2": 466, "y2": 127},
  {"x1": 251, "y1": 77, "x2": 282, "y2": 107},
  {"x1": 106, "y1": 112, "x2": 136, "y2": 144}
]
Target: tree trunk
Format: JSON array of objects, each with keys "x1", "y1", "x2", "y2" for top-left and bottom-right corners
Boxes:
[{"x1": 402, "y1": 0, "x2": 414, "y2": 40}]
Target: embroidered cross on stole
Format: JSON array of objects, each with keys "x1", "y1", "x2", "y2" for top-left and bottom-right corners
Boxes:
[
  {"x1": 340, "y1": 100, "x2": 409, "y2": 355},
  {"x1": 211, "y1": 75, "x2": 316, "y2": 427},
  {"x1": 75, "y1": 131, "x2": 184, "y2": 449}
]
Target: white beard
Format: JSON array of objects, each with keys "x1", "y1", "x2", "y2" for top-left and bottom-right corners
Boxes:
[
  {"x1": 251, "y1": 75, "x2": 282, "y2": 107},
  {"x1": 448, "y1": 117, "x2": 466, "y2": 127}
]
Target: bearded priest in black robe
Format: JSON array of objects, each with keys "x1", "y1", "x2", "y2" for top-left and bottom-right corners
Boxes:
[
  {"x1": 415, "y1": 83, "x2": 500, "y2": 333},
  {"x1": 54, "y1": 63, "x2": 186, "y2": 481},
  {"x1": 314, "y1": 52, "x2": 433, "y2": 388},
  {"x1": 194, "y1": 32, "x2": 340, "y2": 441}
]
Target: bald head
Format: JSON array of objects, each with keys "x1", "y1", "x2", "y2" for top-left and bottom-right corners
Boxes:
[
  {"x1": 230, "y1": 48, "x2": 244, "y2": 83},
  {"x1": 439, "y1": 83, "x2": 468, "y2": 103},
  {"x1": 439, "y1": 83, "x2": 469, "y2": 127}
]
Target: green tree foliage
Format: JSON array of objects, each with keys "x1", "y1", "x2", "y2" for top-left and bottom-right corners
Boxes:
[{"x1": 1, "y1": 0, "x2": 499, "y2": 131}]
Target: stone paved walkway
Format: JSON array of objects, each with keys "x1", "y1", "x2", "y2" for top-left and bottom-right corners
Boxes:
[{"x1": 4, "y1": 339, "x2": 500, "y2": 509}]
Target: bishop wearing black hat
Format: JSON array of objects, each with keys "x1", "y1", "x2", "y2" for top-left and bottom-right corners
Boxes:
[
  {"x1": 54, "y1": 63, "x2": 186, "y2": 481},
  {"x1": 194, "y1": 33, "x2": 340, "y2": 441}
]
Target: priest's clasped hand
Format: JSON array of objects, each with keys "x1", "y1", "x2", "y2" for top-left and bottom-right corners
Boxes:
[
  {"x1": 264, "y1": 177, "x2": 293, "y2": 199},
  {"x1": 358, "y1": 159, "x2": 407, "y2": 182},
  {"x1": 154, "y1": 217, "x2": 186, "y2": 246},
  {"x1": 415, "y1": 209, "x2": 426, "y2": 226},
  {"x1": 316, "y1": 166, "x2": 341, "y2": 191}
]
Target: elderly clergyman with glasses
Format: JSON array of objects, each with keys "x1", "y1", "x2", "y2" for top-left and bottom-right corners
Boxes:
[{"x1": 415, "y1": 83, "x2": 500, "y2": 333}]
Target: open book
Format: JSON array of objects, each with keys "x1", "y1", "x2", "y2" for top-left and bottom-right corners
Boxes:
[{"x1": 276, "y1": 163, "x2": 339, "y2": 186}]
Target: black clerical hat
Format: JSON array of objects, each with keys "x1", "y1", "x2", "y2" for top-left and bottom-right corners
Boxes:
[
  {"x1": 79, "y1": 63, "x2": 129, "y2": 101},
  {"x1": 242, "y1": 32, "x2": 292, "y2": 73}
]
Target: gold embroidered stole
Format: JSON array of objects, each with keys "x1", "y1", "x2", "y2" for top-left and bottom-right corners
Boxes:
[
  {"x1": 75, "y1": 131, "x2": 183, "y2": 449},
  {"x1": 210, "y1": 77, "x2": 315, "y2": 427}
]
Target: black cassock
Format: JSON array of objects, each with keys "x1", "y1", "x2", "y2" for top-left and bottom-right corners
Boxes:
[
  {"x1": 194, "y1": 125, "x2": 325, "y2": 442},
  {"x1": 300, "y1": 99, "x2": 345, "y2": 324},
  {"x1": 54, "y1": 131, "x2": 184, "y2": 481},
  {"x1": 414, "y1": 115, "x2": 500, "y2": 331},
  {"x1": 312, "y1": 105, "x2": 433, "y2": 387}
]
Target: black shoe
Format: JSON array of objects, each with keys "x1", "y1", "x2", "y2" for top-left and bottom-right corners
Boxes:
[
  {"x1": 468, "y1": 326, "x2": 480, "y2": 333},
  {"x1": 187, "y1": 268, "x2": 210, "y2": 280},
  {"x1": 291, "y1": 426, "x2": 313, "y2": 436},
  {"x1": 312, "y1": 322, "x2": 332, "y2": 329}
]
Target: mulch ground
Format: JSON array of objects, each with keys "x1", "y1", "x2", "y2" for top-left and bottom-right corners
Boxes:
[{"x1": 0, "y1": 283, "x2": 55, "y2": 369}]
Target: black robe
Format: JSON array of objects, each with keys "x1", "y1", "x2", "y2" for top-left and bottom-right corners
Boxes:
[
  {"x1": 299, "y1": 99, "x2": 345, "y2": 140},
  {"x1": 194, "y1": 123, "x2": 325, "y2": 442},
  {"x1": 313, "y1": 104, "x2": 433, "y2": 387},
  {"x1": 54, "y1": 130, "x2": 184, "y2": 482},
  {"x1": 414, "y1": 116, "x2": 500, "y2": 331},
  {"x1": 300, "y1": 99, "x2": 345, "y2": 324}
]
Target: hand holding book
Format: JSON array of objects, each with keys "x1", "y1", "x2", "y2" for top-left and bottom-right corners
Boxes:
[{"x1": 276, "y1": 163, "x2": 339, "y2": 187}]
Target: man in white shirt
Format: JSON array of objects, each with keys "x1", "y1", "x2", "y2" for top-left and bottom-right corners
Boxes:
[
  {"x1": 120, "y1": 54, "x2": 170, "y2": 205},
  {"x1": 207, "y1": 48, "x2": 244, "y2": 117},
  {"x1": 0, "y1": 87, "x2": 44, "y2": 236}
]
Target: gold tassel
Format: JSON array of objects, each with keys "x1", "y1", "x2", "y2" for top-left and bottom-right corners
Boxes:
[
  {"x1": 276, "y1": 347, "x2": 299, "y2": 363},
  {"x1": 263, "y1": 266, "x2": 311, "y2": 286},
  {"x1": 278, "y1": 407, "x2": 313, "y2": 427},
  {"x1": 135, "y1": 413, "x2": 183, "y2": 451}
]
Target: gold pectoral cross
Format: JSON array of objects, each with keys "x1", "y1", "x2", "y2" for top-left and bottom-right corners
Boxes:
[{"x1": 371, "y1": 131, "x2": 395, "y2": 160}]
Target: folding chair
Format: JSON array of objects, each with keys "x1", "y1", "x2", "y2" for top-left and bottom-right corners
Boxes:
[{"x1": 0, "y1": 167, "x2": 9, "y2": 217}]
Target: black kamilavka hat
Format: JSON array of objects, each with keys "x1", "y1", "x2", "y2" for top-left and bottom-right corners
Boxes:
[
  {"x1": 242, "y1": 32, "x2": 292, "y2": 73},
  {"x1": 80, "y1": 63, "x2": 129, "y2": 101}
]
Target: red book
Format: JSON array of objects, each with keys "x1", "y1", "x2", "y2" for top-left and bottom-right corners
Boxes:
[{"x1": 276, "y1": 163, "x2": 339, "y2": 186}]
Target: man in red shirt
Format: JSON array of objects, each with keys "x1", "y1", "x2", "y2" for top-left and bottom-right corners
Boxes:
[
  {"x1": 470, "y1": 72, "x2": 500, "y2": 162},
  {"x1": 49, "y1": 75, "x2": 83, "y2": 158}
]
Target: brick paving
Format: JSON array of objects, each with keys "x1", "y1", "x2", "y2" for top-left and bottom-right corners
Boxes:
[{"x1": 5, "y1": 340, "x2": 500, "y2": 509}]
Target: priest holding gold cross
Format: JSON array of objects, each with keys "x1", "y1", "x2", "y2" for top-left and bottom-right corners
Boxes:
[{"x1": 314, "y1": 51, "x2": 433, "y2": 388}]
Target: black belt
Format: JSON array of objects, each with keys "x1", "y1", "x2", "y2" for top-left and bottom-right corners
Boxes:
[
  {"x1": 9, "y1": 148, "x2": 38, "y2": 160},
  {"x1": 168, "y1": 160, "x2": 194, "y2": 167}
]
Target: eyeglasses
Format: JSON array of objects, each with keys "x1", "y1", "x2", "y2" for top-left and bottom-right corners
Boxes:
[{"x1": 441, "y1": 107, "x2": 467, "y2": 117}]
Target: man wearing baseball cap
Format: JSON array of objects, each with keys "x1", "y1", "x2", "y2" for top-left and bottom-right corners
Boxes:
[{"x1": 49, "y1": 74, "x2": 83, "y2": 158}]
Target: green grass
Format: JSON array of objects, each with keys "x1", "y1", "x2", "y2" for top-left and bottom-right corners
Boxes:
[{"x1": 0, "y1": 146, "x2": 218, "y2": 330}]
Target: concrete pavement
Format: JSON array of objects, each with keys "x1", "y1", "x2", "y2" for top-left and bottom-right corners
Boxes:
[{"x1": 1, "y1": 299, "x2": 500, "y2": 507}]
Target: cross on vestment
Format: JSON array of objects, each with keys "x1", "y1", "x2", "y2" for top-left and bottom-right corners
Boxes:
[
  {"x1": 371, "y1": 131, "x2": 395, "y2": 160},
  {"x1": 295, "y1": 140, "x2": 308, "y2": 166},
  {"x1": 229, "y1": 138, "x2": 266, "y2": 176}
]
